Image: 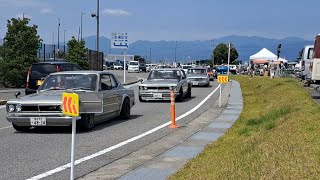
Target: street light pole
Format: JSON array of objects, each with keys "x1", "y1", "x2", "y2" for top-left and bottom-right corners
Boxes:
[
  {"x1": 91, "y1": 0, "x2": 100, "y2": 70},
  {"x1": 57, "y1": 18, "x2": 60, "y2": 53}
]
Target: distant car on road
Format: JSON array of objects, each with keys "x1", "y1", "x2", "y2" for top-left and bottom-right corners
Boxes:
[
  {"x1": 6, "y1": 71, "x2": 135, "y2": 132},
  {"x1": 25, "y1": 62, "x2": 84, "y2": 95},
  {"x1": 128, "y1": 61, "x2": 140, "y2": 73},
  {"x1": 139, "y1": 68, "x2": 191, "y2": 102},
  {"x1": 216, "y1": 65, "x2": 228, "y2": 75},
  {"x1": 186, "y1": 67, "x2": 210, "y2": 87},
  {"x1": 206, "y1": 67, "x2": 215, "y2": 81},
  {"x1": 113, "y1": 63, "x2": 123, "y2": 70},
  {"x1": 181, "y1": 65, "x2": 192, "y2": 74},
  {"x1": 146, "y1": 64, "x2": 157, "y2": 72}
]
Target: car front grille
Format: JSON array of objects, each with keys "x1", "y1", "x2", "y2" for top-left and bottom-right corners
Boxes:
[
  {"x1": 21, "y1": 105, "x2": 61, "y2": 112},
  {"x1": 146, "y1": 87, "x2": 170, "y2": 90}
]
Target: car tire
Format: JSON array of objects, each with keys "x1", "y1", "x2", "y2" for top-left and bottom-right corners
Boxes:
[
  {"x1": 176, "y1": 88, "x2": 184, "y2": 102},
  {"x1": 12, "y1": 123, "x2": 30, "y2": 132},
  {"x1": 80, "y1": 114, "x2": 94, "y2": 131},
  {"x1": 139, "y1": 96, "x2": 146, "y2": 102},
  {"x1": 186, "y1": 86, "x2": 191, "y2": 98},
  {"x1": 120, "y1": 98, "x2": 130, "y2": 119}
]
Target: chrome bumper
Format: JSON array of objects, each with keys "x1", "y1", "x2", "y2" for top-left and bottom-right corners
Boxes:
[{"x1": 6, "y1": 113, "x2": 75, "y2": 126}]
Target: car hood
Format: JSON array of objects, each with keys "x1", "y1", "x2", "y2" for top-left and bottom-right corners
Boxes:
[
  {"x1": 187, "y1": 74, "x2": 208, "y2": 78},
  {"x1": 140, "y1": 79, "x2": 179, "y2": 87},
  {"x1": 7, "y1": 91, "x2": 64, "y2": 104}
]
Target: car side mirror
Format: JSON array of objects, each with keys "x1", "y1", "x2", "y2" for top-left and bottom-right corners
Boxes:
[{"x1": 15, "y1": 91, "x2": 21, "y2": 98}]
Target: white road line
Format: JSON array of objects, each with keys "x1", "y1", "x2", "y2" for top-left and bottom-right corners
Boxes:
[
  {"x1": 0, "y1": 105, "x2": 5, "y2": 109},
  {"x1": 0, "y1": 126, "x2": 12, "y2": 130},
  {"x1": 27, "y1": 85, "x2": 221, "y2": 180}
]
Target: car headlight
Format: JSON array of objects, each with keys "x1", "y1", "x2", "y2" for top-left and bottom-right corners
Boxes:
[
  {"x1": 139, "y1": 86, "x2": 147, "y2": 90},
  {"x1": 15, "y1": 104, "x2": 21, "y2": 112},
  {"x1": 7, "y1": 104, "x2": 15, "y2": 113}
]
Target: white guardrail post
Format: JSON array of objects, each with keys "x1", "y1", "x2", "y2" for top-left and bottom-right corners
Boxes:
[{"x1": 219, "y1": 84, "x2": 222, "y2": 108}]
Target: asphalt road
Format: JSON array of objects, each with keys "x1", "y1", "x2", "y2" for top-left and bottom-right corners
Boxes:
[{"x1": 0, "y1": 70, "x2": 222, "y2": 180}]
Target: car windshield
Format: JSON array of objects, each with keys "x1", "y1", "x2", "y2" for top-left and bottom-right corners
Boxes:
[
  {"x1": 182, "y1": 65, "x2": 192, "y2": 69},
  {"x1": 187, "y1": 69, "x2": 207, "y2": 75},
  {"x1": 129, "y1": 61, "x2": 138, "y2": 65},
  {"x1": 30, "y1": 64, "x2": 57, "y2": 78},
  {"x1": 38, "y1": 74, "x2": 98, "y2": 91},
  {"x1": 114, "y1": 63, "x2": 121, "y2": 66},
  {"x1": 148, "y1": 70, "x2": 181, "y2": 80}
]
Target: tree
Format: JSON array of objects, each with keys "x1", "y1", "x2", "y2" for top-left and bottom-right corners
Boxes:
[
  {"x1": 211, "y1": 43, "x2": 239, "y2": 65},
  {"x1": 0, "y1": 18, "x2": 41, "y2": 87},
  {"x1": 66, "y1": 37, "x2": 88, "y2": 69}
]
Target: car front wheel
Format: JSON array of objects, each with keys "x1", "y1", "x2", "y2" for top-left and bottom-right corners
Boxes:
[
  {"x1": 176, "y1": 88, "x2": 184, "y2": 102},
  {"x1": 120, "y1": 98, "x2": 131, "y2": 119},
  {"x1": 80, "y1": 114, "x2": 94, "y2": 131},
  {"x1": 186, "y1": 86, "x2": 191, "y2": 98}
]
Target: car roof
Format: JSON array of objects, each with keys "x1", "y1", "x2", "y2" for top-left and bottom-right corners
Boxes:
[
  {"x1": 32, "y1": 61, "x2": 75, "y2": 65},
  {"x1": 50, "y1": 70, "x2": 112, "y2": 75}
]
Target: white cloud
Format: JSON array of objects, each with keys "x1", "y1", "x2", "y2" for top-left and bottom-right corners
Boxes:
[
  {"x1": 16, "y1": 13, "x2": 32, "y2": 19},
  {"x1": 102, "y1": 9, "x2": 131, "y2": 16},
  {"x1": 40, "y1": 8, "x2": 53, "y2": 15}
]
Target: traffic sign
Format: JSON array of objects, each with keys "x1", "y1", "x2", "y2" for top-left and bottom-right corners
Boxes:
[
  {"x1": 218, "y1": 75, "x2": 229, "y2": 84},
  {"x1": 62, "y1": 92, "x2": 79, "y2": 117},
  {"x1": 111, "y1": 32, "x2": 129, "y2": 49}
]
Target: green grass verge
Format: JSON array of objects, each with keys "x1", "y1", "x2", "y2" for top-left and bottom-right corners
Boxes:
[{"x1": 170, "y1": 76, "x2": 320, "y2": 179}]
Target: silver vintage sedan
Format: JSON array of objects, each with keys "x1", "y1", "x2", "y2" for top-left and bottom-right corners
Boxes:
[
  {"x1": 6, "y1": 71, "x2": 135, "y2": 131},
  {"x1": 139, "y1": 68, "x2": 191, "y2": 102},
  {"x1": 187, "y1": 68, "x2": 210, "y2": 87}
]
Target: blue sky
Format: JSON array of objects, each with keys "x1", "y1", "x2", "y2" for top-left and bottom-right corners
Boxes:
[{"x1": 0, "y1": 0, "x2": 319, "y2": 43}]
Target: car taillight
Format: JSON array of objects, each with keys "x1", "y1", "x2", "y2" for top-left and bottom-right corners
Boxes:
[
  {"x1": 26, "y1": 66, "x2": 31, "y2": 88},
  {"x1": 302, "y1": 61, "x2": 305, "y2": 71}
]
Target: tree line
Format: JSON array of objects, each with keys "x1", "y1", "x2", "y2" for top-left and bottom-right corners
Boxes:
[{"x1": 0, "y1": 17, "x2": 88, "y2": 87}]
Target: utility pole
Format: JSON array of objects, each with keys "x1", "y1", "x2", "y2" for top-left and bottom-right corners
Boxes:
[
  {"x1": 64, "y1": 30, "x2": 66, "y2": 57},
  {"x1": 227, "y1": 42, "x2": 231, "y2": 76},
  {"x1": 149, "y1": 47, "x2": 152, "y2": 62},
  {"x1": 57, "y1": 18, "x2": 60, "y2": 53},
  {"x1": 175, "y1": 41, "x2": 178, "y2": 63},
  {"x1": 81, "y1": 12, "x2": 85, "y2": 41},
  {"x1": 52, "y1": 32, "x2": 55, "y2": 61},
  {"x1": 211, "y1": 40, "x2": 215, "y2": 66}
]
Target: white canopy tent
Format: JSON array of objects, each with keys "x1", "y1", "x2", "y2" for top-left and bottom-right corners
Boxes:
[{"x1": 250, "y1": 48, "x2": 277, "y2": 61}]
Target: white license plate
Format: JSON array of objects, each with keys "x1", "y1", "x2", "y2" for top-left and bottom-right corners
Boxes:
[
  {"x1": 193, "y1": 82, "x2": 199, "y2": 85},
  {"x1": 153, "y1": 93, "x2": 162, "y2": 98},
  {"x1": 30, "y1": 117, "x2": 46, "y2": 126}
]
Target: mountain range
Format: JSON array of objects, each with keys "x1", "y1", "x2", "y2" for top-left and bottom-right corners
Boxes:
[{"x1": 84, "y1": 35, "x2": 314, "y2": 63}]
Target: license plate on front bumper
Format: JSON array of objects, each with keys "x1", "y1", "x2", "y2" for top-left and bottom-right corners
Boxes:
[
  {"x1": 30, "y1": 117, "x2": 46, "y2": 126},
  {"x1": 153, "y1": 93, "x2": 162, "y2": 98},
  {"x1": 193, "y1": 82, "x2": 199, "y2": 85}
]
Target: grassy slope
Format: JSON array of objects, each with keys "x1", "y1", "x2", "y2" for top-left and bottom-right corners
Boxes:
[{"x1": 170, "y1": 76, "x2": 320, "y2": 179}]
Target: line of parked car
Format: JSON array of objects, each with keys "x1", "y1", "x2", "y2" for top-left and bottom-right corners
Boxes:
[{"x1": 5, "y1": 61, "x2": 215, "y2": 132}]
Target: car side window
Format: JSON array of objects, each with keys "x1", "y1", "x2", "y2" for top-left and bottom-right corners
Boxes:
[
  {"x1": 100, "y1": 74, "x2": 112, "y2": 90},
  {"x1": 110, "y1": 75, "x2": 118, "y2": 88}
]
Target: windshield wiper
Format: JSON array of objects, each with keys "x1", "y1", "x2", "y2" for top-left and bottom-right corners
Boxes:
[
  {"x1": 40, "y1": 87, "x2": 66, "y2": 92},
  {"x1": 69, "y1": 87, "x2": 94, "y2": 91}
]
